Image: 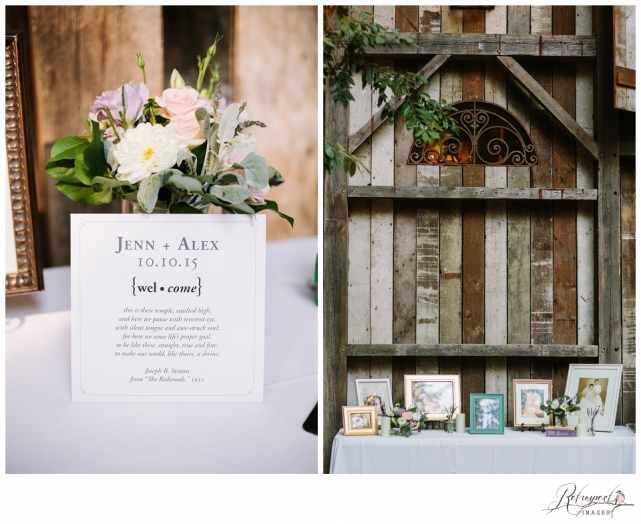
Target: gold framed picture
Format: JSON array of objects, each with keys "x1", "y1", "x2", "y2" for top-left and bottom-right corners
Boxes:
[
  {"x1": 404, "y1": 375, "x2": 461, "y2": 421},
  {"x1": 513, "y1": 379, "x2": 553, "y2": 427},
  {"x1": 5, "y1": 31, "x2": 43, "y2": 295},
  {"x1": 342, "y1": 405, "x2": 378, "y2": 436}
]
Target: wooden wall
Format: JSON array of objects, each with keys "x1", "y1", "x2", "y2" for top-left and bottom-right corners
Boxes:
[
  {"x1": 233, "y1": 6, "x2": 318, "y2": 241},
  {"x1": 345, "y1": 6, "x2": 634, "y2": 427}
]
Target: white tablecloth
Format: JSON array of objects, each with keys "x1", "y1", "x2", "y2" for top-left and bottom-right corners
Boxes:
[
  {"x1": 6, "y1": 237, "x2": 318, "y2": 474},
  {"x1": 330, "y1": 427, "x2": 635, "y2": 474}
]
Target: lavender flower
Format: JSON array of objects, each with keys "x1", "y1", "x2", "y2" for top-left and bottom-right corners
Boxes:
[{"x1": 91, "y1": 81, "x2": 149, "y2": 127}]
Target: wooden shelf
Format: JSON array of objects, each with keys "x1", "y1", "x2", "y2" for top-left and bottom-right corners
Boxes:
[
  {"x1": 347, "y1": 186, "x2": 598, "y2": 201},
  {"x1": 347, "y1": 344, "x2": 599, "y2": 358}
]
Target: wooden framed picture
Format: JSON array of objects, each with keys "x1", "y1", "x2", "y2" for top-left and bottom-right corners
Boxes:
[
  {"x1": 355, "y1": 378, "x2": 392, "y2": 420},
  {"x1": 404, "y1": 375, "x2": 461, "y2": 421},
  {"x1": 513, "y1": 379, "x2": 553, "y2": 427},
  {"x1": 342, "y1": 406, "x2": 378, "y2": 436},
  {"x1": 470, "y1": 393, "x2": 504, "y2": 434},
  {"x1": 565, "y1": 364, "x2": 623, "y2": 432},
  {"x1": 5, "y1": 31, "x2": 43, "y2": 295}
]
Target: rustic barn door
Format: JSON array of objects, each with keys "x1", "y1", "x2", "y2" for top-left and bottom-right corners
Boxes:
[{"x1": 324, "y1": 5, "x2": 635, "y2": 472}]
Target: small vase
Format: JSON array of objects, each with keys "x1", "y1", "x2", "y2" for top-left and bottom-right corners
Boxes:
[
  {"x1": 588, "y1": 417, "x2": 597, "y2": 436},
  {"x1": 380, "y1": 416, "x2": 391, "y2": 437},
  {"x1": 445, "y1": 420, "x2": 454, "y2": 433},
  {"x1": 557, "y1": 414, "x2": 568, "y2": 427}
]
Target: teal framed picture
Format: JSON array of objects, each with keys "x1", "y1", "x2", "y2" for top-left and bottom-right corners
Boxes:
[{"x1": 469, "y1": 393, "x2": 504, "y2": 434}]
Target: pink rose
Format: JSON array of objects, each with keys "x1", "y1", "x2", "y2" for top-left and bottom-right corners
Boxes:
[
  {"x1": 402, "y1": 412, "x2": 413, "y2": 421},
  {"x1": 157, "y1": 87, "x2": 208, "y2": 118},
  {"x1": 165, "y1": 113, "x2": 206, "y2": 147}
]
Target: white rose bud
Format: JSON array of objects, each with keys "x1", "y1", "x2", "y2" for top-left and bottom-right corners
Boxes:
[{"x1": 412, "y1": 412, "x2": 421, "y2": 421}]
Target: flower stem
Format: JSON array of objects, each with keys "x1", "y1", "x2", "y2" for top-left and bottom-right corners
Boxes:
[
  {"x1": 120, "y1": 82, "x2": 128, "y2": 130},
  {"x1": 104, "y1": 108, "x2": 121, "y2": 141}
]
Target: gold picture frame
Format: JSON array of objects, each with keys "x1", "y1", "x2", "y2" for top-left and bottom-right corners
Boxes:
[
  {"x1": 513, "y1": 379, "x2": 553, "y2": 427},
  {"x1": 404, "y1": 375, "x2": 461, "y2": 421},
  {"x1": 342, "y1": 406, "x2": 378, "y2": 436},
  {"x1": 5, "y1": 31, "x2": 43, "y2": 295}
]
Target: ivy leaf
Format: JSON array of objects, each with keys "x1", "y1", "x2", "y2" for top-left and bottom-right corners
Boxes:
[{"x1": 49, "y1": 136, "x2": 89, "y2": 162}]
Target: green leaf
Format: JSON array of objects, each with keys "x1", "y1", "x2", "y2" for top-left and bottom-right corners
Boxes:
[
  {"x1": 79, "y1": 108, "x2": 92, "y2": 135},
  {"x1": 209, "y1": 183, "x2": 251, "y2": 204},
  {"x1": 74, "y1": 152, "x2": 93, "y2": 186},
  {"x1": 195, "y1": 107, "x2": 211, "y2": 140},
  {"x1": 217, "y1": 103, "x2": 240, "y2": 146},
  {"x1": 214, "y1": 173, "x2": 245, "y2": 186},
  {"x1": 163, "y1": 170, "x2": 202, "y2": 192},
  {"x1": 45, "y1": 159, "x2": 79, "y2": 184},
  {"x1": 169, "y1": 202, "x2": 204, "y2": 214},
  {"x1": 84, "y1": 120, "x2": 107, "y2": 178},
  {"x1": 49, "y1": 136, "x2": 89, "y2": 162},
  {"x1": 55, "y1": 182, "x2": 113, "y2": 204},
  {"x1": 232, "y1": 152, "x2": 268, "y2": 190},
  {"x1": 92, "y1": 176, "x2": 130, "y2": 189},
  {"x1": 137, "y1": 173, "x2": 164, "y2": 213},
  {"x1": 170, "y1": 68, "x2": 186, "y2": 89},
  {"x1": 250, "y1": 199, "x2": 294, "y2": 227}
]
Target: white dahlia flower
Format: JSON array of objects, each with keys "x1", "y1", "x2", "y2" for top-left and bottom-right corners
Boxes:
[{"x1": 113, "y1": 123, "x2": 186, "y2": 184}]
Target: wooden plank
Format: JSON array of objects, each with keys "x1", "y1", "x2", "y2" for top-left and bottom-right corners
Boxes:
[
  {"x1": 416, "y1": 18, "x2": 441, "y2": 346},
  {"x1": 393, "y1": 60, "x2": 417, "y2": 345},
  {"x1": 348, "y1": 344, "x2": 598, "y2": 357},
  {"x1": 346, "y1": 357, "x2": 369, "y2": 406},
  {"x1": 347, "y1": 58, "x2": 372, "y2": 346},
  {"x1": 485, "y1": 55, "x2": 507, "y2": 347},
  {"x1": 615, "y1": 66, "x2": 635, "y2": 88},
  {"x1": 576, "y1": 15, "x2": 595, "y2": 346},
  {"x1": 531, "y1": 6, "x2": 552, "y2": 36},
  {"x1": 614, "y1": 6, "x2": 636, "y2": 111},
  {"x1": 596, "y1": 7, "x2": 622, "y2": 366},
  {"x1": 348, "y1": 186, "x2": 598, "y2": 200},
  {"x1": 621, "y1": 164, "x2": 635, "y2": 424},
  {"x1": 507, "y1": 357, "x2": 532, "y2": 427},
  {"x1": 462, "y1": 356, "x2": 485, "y2": 416},
  {"x1": 370, "y1": 4, "x2": 395, "y2": 353},
  {"x1": 552, "y1": 6, "x2": 577, "y2": 346},
  {"x1": 416, "y1": 356, "x2": 439, "y2": 374},
  {"x1": 485, "y1": 5, "x2": 506, "y2": 35},
  {"x1": 497, "y1": 56, "x2": 599, "y2": 161},
  {"x1": 507, "y1": 6, "x2": 530, "y2": 35},
  {"x1": 529, "y1": 58, "x2": 554, "y2": 346},
  {"x1": 439, "y1": 20, "x2": 463, "y2": 347},
  {"x1": 323, "y1": 55, "x2": 349, "y2": 472},
  {"x1": 364, "y1": 33, "x2": 597, "y2": 57},
  {"x1": 347, "y1": 54, "x2": 450, "y2": 153},
  {"x1": 419, "y1": 5, "x2": 441, "y2": 34},
  {"x1": 552, "y1": 358, "x2": 575, "y2": 399}
]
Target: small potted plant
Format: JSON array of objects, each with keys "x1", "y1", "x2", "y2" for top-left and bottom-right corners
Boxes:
[
  {"x1": 443, "y1": 405, "x2": 458, "y2": 433},
  {"x1": 540, "y1": 393, "x2": 580, "y2": 427}
]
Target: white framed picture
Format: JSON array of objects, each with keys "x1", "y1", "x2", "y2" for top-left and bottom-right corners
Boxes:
[
  {"x1": 404, "y1": 375, "x2": 461, "y2": 421},
  {"x1": 513, "y1": 379, "x2": 552, "y2": 427},
  {"x1": 355, "y1": 378, "x2": 393, "y2": 419},
  {"x1": 565, "y1": 364, "x2": 623, "y2": 432}
]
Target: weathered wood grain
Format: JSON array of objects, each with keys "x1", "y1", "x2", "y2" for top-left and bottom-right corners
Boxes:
[
  {"x1": 394, "y1": 356, "x2": 417, "y2": 408},
  {"x1": 596, "y1": 7, "x2": 622, "y2": 367},
  {"x1": 531, "y1": 6, "x2": 552, "y2": 36},
  {"x1": 346, "y1": 357, "x2": 369, "y2": 406},
  {"x1": 347, "y1": 344, "x2": 598, "y2": 357},
  {"x1": 497, "y1": 57, "x2": 599, "y2": 161},
  {"x1": 621, "y1": 164, "x2": 635, "y2": 425},
  {"x1": 419, "y1": 5, "x2": 441, "y2": 34},
  {"x1": 363, "y1": 33, "x2": 596, "y2": 57},
  {"x1": 486, "y1": 356, "x2": 508, "y2": 422},
  {"x1": 507, "y1": 6, "x2": 530, "y2": 35},
  {"x1": 529, "y1": 58, "x2": 554, "y2": 346},
  {"x1": 323, "y1": 12, "x2": 349, "y2": 470},
  {"x1": 613, "y1": 6, "x2": 636, "y2": 111},
  {"x1": 552, "y1": 358, "x2": 576, "y2": 399},
  {"x1": 347, "y1": 186, "x2": 598, "y2": 200},
  {"x1": 575, "y1": 12, "x2": 595, "y2": 346},
  {"x1": 462, "y1": 356, "x2": 485, "y2": 416},
  {"x1": 552, "y1": 6, "x2": 577, "y2": 346}
]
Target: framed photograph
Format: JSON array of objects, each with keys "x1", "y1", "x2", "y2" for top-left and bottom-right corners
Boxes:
[
  {"x1": 565, "y1": 364, "x2": 623, "y2": 432},
  {"x1": 342, "y1": 406, "x2": 378, "y2": 436},
  {"x1": 404, "y1": 375, "x2": 460, "y2": 421},
  {"x1": 355, "y1": 378, "x2": 392, "y2": 420},
  {"x1": 470, "y1": 393, "x2": 504, "y2": 434},
  {"x1": 5, "y1": 31, "x2": 43, "y2": 295},
  {"x1": 513, "y1": 379, "x2": 553, "y2": 427}
]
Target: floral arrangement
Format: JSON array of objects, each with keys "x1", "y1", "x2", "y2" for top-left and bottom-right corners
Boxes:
[
  {"x1": 384, "y1": 404, "x2": 431, "y2": 437},
  {"x1": 45, "y1": 37, "x2": 292, "y2": 224},
  {"x1": 540, "y1": 393, "x2": 580, "y2": 427}
]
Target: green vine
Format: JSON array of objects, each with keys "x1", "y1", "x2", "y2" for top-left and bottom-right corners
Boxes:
[{"x1": 323, "y1": 6, "x2": 458, "y2": 176}]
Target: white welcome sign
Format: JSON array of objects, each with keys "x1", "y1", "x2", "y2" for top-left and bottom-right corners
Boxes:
[{"x1": 71, "y1": 214, "x2": 265, "y2": 402}]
